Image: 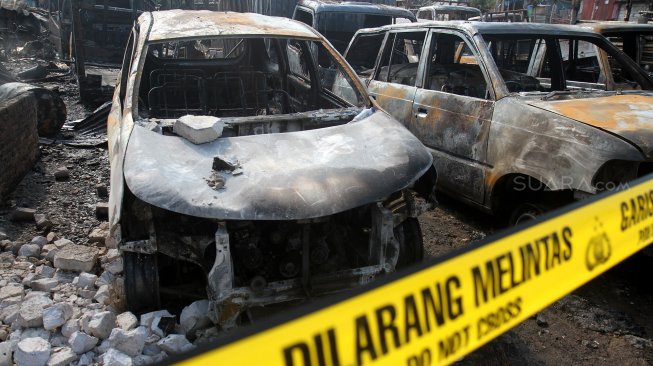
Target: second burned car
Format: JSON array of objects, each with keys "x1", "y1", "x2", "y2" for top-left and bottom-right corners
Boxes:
[
  {"x1": 106, "y1": 11, "x2": 434, "y2": 326},
  {"x1": 345, "y1": 22, "x2": 653, "y2": 224}
]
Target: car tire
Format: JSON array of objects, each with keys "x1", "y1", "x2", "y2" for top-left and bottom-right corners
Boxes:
[
  {"x1": 124, "y1": 252, "x2": 160, "y2": 314},
  {"x1": 509, "y1": 202, "x2": 550, "y2": 226},
  {"x1": 394, "y1": 217, "x2": 424, "y2": 269}
]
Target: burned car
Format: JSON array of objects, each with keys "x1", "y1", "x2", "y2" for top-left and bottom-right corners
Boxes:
[
  {"x1": 107, "y1": 10, "x2": 434, "y2": 325},
  {"x1": 578, "y1": 22, "x2": 653, "y2": 75},
  {"x1": 345, "y1": 22, "x2": 653, "y2": 224}
]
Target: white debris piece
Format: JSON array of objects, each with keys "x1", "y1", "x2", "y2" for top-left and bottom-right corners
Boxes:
[
  {"x1": 75, "y1": 273, "x2": 98, "y2": 289},
  {"x1": 54, "y1": 244, "x2": 99, "y2": 272},
  {"x1": 31, "y1": 278, "x2": 59, "y2": 292},
  {"x1": 0, "y1": 341, "x2": 12, "y2": 366},
  {"x1": 180, "y1": 299, "x2": 212, "y2": 337},
  {"x1": 15, "y1": 337, "x2": 51, "y2": 366},
  {"x1": 157, "y1": 334, "x2": 193, "y2": 355},
  {"x1": 108, "y1": 326, "x2": 148, "y2": 357},
  {"x1": 68, "y1": 331, "x2": 98, "y2": 354},
  {"x1": 43, "y1": 303, "x2": 73, "y2": 330},
  {"x1": 116, "y1": 312, "x2": 138, "y2": 331},
  {"x1": 18, "y1": 295, "x2": 53, "y2": 328},
  {"x1": 46, "y1": 347, "x2": 77, "y2": 366},
  {"x1": 173, "y1": 115, "x2": 224, "y2": 144},
  {"x1": 86, "y1": 311, "x2": 116, "y2": 339},
  {"x1": 101, "y1": 348, "x2": 133, "y2": 366},
  {"x1": 61, "y1": 319, "x2": 80, "y2": 338},
  {"x1": 140, "y1": 310, "x2": 172, "y2": 329},
  {"x1": 93, "y1": 285, "x2": 110, "y2": 305},
  {"x1": 0, "y1": 284, "x2": 23, "y2": 300}
]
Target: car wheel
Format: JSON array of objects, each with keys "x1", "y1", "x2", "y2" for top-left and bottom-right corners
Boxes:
[
  {"x1": 509, "y1": 202, "x2": 549, "y2": 226},
  {"x1": 124, "y1": 252, "x2": 160, "y2": 314},
  {"x1": 394, "y1": 218, "x2": 424, "y2": 269}
]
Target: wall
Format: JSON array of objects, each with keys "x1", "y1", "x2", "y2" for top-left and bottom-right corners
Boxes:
[{"x1": 0, "y1": 93, "x2": 38, "y2": 202}]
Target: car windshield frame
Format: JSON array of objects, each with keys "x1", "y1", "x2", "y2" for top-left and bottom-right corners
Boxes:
[
  {"x1": 479, "y1": 31, "x2": 653, "y2": 93},
  {"x1": 131, "y1": 34, "x2": 371, "y2": 119}
]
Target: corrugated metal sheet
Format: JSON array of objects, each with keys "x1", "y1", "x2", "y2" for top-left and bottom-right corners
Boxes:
[{"x1": 166, "y1": 0, "x2": 398, "y2": 18}]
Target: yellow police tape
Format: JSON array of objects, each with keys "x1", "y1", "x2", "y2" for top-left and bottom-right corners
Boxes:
[{"x1": 177, "y1": 175, "x2": 653, "y2": 366}]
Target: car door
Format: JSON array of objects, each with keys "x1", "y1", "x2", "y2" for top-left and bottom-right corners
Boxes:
[
  {"x1": 366, "y1": 29, "x2": 429, "y2": 126},
  {"x1": 409, "y1": 29, "x2": 494, "y2": 204}
]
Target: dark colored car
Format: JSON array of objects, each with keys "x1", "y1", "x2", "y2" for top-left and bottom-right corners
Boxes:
[{"x1": 293, "y1": 0, "x2": 416, "y2": 53}]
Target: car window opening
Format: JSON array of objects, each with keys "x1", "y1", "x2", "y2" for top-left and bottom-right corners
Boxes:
[{"x1": 135, "y1": 36, "x2": 366, "y2": 137}]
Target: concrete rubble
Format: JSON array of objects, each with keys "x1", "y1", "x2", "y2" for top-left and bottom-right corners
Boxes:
[{"x1": 0, "y1": 230, "x2": 210, "y2": 364}]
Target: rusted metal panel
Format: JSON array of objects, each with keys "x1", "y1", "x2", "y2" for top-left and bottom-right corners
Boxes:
[
  {"x1": 148, "y1": 10, "x2": 321, "y2": 41},
  {"x1": 487, "y1": 96, "x2": 643, "y2": 195},
  {"x1": 526, "y1": 94, "x2": 653, "y2": 158}
]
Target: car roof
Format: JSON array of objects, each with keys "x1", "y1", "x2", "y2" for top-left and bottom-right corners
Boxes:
[
  {"x1": 577, "y1": 21, "x2": 653, "y2": 34},
  {"x1": 296, "y1": 0, "x2": 416, "y2": 19},
  {"x1": 354, "y1": 20, "x2": 602, "y2": 37},
  {"x1": 145, "y1": 10, "x2": 320, "y2": 42},
  {"x1": 418, "y1": 5, "x2": 481, "y2": 14}
]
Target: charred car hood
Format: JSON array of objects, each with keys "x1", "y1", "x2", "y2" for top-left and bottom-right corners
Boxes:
[
  {"x1": 123, "y1": 111, "x2": 432, "y2": 220},
  {"x1": 527, "y1": 94, "x2": 653, "y2": 158}
]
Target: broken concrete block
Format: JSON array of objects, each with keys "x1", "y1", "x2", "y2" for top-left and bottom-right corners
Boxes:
[
  {"x1": 68, "y1": 331, "x2": 98, "y2": 355},
  {"x1": 35, "y1": 265, "x2": 55, "y2": 278},
  {"x1": 18, "y1": 243, "x2": 40, "y2": 258},
  {"x1": 0, "y1": 341, "x2": 12, "y2": 366},
  {"x1": 87, "y1": 311, "x2": 116, "y2": 339},
  {"x1": 31, "y1": 278, "x2": 58, "y2": 292},
  {"x1": 46, "y1": 346, "x2": 77, "y2": 366},
  {"x1": 141, "y1": 310, "x2": 172, "y2": 329},
  {"x1": 103, "y1": 257, "x2": 123, "y2": 275},
  {"x1": 61, "y1": 319, "x2": 80, "y2": 338},
  {"x1": 75, "y1": 273, "x2": 97, "y2": 289},
  {"x1": 53, "y1": 239, "x2": 72, "y2": 249},
  {"x1": 54, "y1": 244, "x2": 99, "y2": 272},
  {"x1": 19, "y1": 329, "x2": 51, "y2": 343},
  {"x1": 0, "y1": 284, "x2": 23, "y2": 300},
  {"x1": 180, "y1": 299, "x2": 212, "y2": 337},
  {"x1": 101, "y1": 348, "x2": 133, "y2": 366},
  {"x1": 88, "y1": 227, "x2": 107, "y2": 244},
  {"x1": 53, "y1": 167, "x2": 69, "y2": 181},
  {"x1": 108, "y1": 326, "x2": 148, "y2": 357},
  {"x1": 173, "y1": 115, "x2": 224, "y2": 144},
  {"x1": 95, "y1": 202, "x2": 109, "y2": 220},
  {"x1": 42, "y1": 303, "x2": 73, "y2": 330},
  {"x1": 15, "y1": 337, "x2": 51, "y2": 366},
  {"x1": 157, "y1": 334, "x2": 193, "y2": 355},
  {"x1": 116, "y1": 312, "x2": 138, "y2": 331},
  {"x1": 10, "y1": 207, "x2": 36, "y2": 222},
  {"x1": 93, "y1": 285, "x2": 110, "y2": 305},
  {"x1": 18, "y1": 293, "x2": 53, "y2": 328}
]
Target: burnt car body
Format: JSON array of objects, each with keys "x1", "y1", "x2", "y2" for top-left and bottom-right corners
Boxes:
[
  {"x1": 293, "y1": 0, "x2": 416, "y2": 54},
  {"x1": 416, "y1": 5, "x2": 481, "y2": 21},
  {"x1": 578, "y1": 22, "x2": 653, "y2": 74},
  {"x1": 107, "y1": 10, "x2": 434, "y2": 325},
  {"x1": 345, "y1": 21, "x2": 653, "y2": 224}
]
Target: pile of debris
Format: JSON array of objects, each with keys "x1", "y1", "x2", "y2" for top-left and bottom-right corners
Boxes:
[{"x1": 0, "y1": 229, "x2": 219, "y2": 366}]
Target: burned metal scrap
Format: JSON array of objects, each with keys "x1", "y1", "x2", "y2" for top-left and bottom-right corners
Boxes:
[{"x1": 108, "y1": 10, "x2": 435, "y2": 327}]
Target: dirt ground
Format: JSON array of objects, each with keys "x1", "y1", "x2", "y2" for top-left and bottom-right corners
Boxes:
[
  {"x1": 421, "y1": 196, "x2": 653, "y2": 365},
  {"x1": 2, "y1": 58, "x2": 653, "y2": 365}
]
